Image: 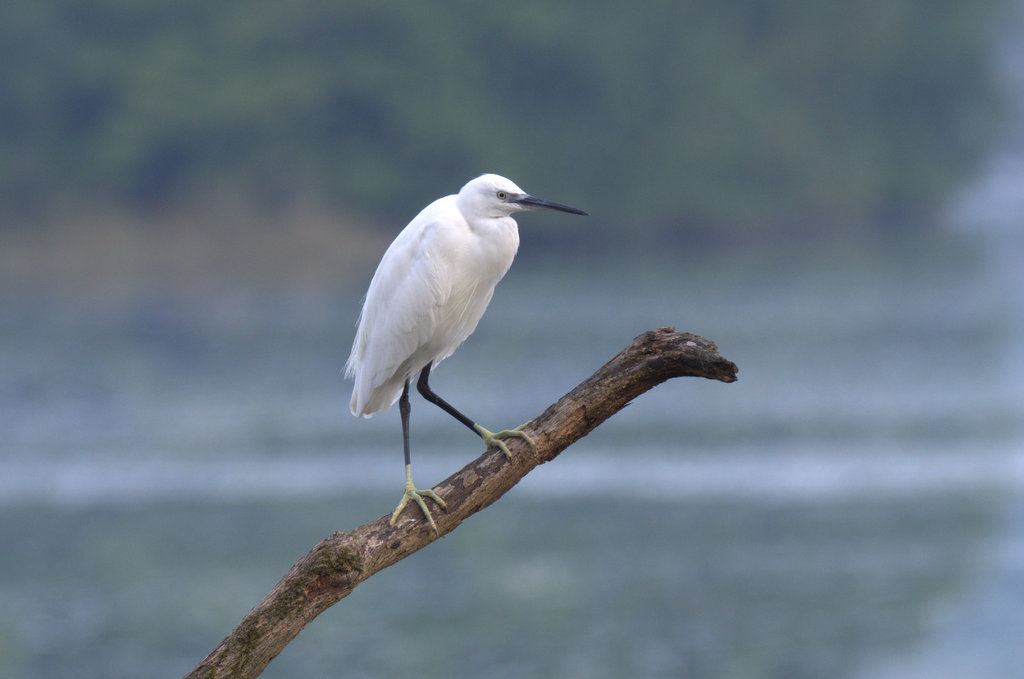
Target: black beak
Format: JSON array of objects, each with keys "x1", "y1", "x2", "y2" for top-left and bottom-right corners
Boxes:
[{"x1": 513, "y1": 194, "x2": 588, "y2": 216}]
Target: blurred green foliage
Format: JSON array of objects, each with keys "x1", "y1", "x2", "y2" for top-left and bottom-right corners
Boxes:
[{"x1": 0, "y1": 0, "x2": 1007, "y2": 242}]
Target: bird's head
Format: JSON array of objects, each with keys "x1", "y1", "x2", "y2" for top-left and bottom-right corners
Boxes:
[{"x1": 456, "y1": 174, "x2": 588, "y2": 220}]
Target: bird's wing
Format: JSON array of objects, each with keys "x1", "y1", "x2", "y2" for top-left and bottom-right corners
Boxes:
[{"x1": 346, "y1": 206, "x2": 454, "y2": 415}]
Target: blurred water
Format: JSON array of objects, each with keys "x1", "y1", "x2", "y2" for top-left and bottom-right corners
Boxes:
[{"x1": 0, "y1": 221, "x2": 1021, "y2": 678}]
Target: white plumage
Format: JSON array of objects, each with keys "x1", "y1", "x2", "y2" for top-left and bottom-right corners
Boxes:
[
  {"x1": 344, "y1": 173, "x2": 586, "y2": 531},
  {"x1": 346, "y1": 174, "x2": 522, "y2": 417}
]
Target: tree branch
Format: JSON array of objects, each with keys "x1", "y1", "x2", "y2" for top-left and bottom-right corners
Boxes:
[{"x1": 183, "y1": 327, "x2": 738, "y2": 679}]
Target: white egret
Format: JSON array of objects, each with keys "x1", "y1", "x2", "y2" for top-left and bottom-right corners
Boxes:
[{"x1": 346, "y1": 173, "x2": 587, "y2": 531}]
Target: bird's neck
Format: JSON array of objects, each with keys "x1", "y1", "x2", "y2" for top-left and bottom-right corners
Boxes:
[{"x1": 465, "y1": 215, "x2": 520, "y2": 266}]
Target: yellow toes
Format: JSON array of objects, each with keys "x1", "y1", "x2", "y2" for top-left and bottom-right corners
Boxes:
[
  {"x1": 390, "y1": 465, "x2": 446, "y2": 532},
  {"x1": 474, "y1": 422, "x2": 535, "y2": 459}
]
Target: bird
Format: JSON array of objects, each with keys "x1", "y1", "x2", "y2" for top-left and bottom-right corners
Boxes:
[{"x1": 345, "y1": 173, "x2": 587, "y2": 531}]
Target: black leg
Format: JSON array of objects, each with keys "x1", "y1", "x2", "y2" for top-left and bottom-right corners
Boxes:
[
  {"x1": 392, "y1": 377, "x2": 445, "y2": 531},
  {"x1": 399, "y1": 379, "x2": 412, "y2": 467},
  {"x1": 417, "y1": 363, "x2": 534, "y2": 460},
  {"x1": 416, "y1": 364, "x2": 477, "y2": 433}
]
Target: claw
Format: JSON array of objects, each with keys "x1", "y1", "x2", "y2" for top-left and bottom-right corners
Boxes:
[
  {"x1": 390, "y1": 465, "x2": 446, "y2": 532},
  {"x1": 473, "y1": 422, "x2": 535, "y2": 459}
]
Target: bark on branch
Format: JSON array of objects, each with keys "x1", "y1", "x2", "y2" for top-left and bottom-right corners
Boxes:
[{"x1": 183, "y1": 327, "x2": 738, "y2": 679}]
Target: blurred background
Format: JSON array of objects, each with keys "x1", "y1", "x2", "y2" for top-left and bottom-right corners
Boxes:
[{"x1": 2, "y1": 1, "x2": 1023, "y2": 678}]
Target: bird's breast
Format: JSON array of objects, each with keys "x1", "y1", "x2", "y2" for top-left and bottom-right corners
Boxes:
[
  {"x1": 427, "y1": 217, "x2": 518, "y2": 351},
  {"x1": 462, "y1": 216, "x2": 519, "y2": 276}
]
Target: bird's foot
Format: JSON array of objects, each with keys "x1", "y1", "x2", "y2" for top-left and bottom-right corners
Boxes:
[
  {"x1": 473, "y1": 422, "x2": 535, "y2": 460},
  {"x1": 390, "y1": 465, "x2": 446, "y2": 532}
]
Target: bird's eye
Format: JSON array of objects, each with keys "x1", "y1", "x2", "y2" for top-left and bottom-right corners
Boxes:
[{"x1": 496, "y1": 191, "x2": 508, "y2": 200}]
